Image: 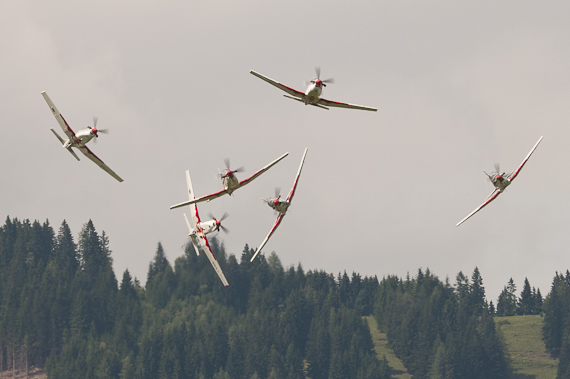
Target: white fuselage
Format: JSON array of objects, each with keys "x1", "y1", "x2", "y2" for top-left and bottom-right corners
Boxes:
[
  {"x1": 221, "y1": 172, "x2": 240, "y2": 194},
  {"x1": 63, "y1": 128, "x2": 96, "y2": 148},
  {"x1": 191, "y1": 220, "x2": 219, "y2": 238},
  {"x1": 491, "y1": 174, "x2": 511, "y2": 192},
  {"x1": 265, "y1": 198, "x2": 291, "y2": 215},
  {"x1": 303, "y1": 82, "x2": 323, "y2": 104}
]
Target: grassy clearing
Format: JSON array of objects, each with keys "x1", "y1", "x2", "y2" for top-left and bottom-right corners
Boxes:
[
  {"x1": 364, "y1": 316, "x2": 412, "y2": 379},
  {"x1": 496, "y1": 314, "x2": 558, "y2": 379}
]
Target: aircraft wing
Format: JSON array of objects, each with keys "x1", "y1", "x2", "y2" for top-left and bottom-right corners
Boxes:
[
  {"x1": 508, "y1": 136, "x2": 543, "y2": 182},
  {"x1": 250, "y1": 70, "x2": 305, "y2": 99},
  {"x1": 170, "y1": 188, "x2": 228, "y2": 210},
  {"x1": 287, "y1": 148, "x2": 308, "y2": 202},
  {"x1": 41, "y1": 91, "x2": 77, "y2": 140},
  {"x1": 77, "y1": 146, "x2": 124, "y2": 182},
  {"x1": 456, "y1": 189, "x2": 501, "y2": 227},
  {"x1": 238, "y1": 152, "x2": 289, "y2": 187},
  {"x1": 317, "y1": 97, "x2": 377, "y2": 112},
  {"x1": 250, "y1": 214, "x2": 285, "y2": 262},
  {"x1": 197, "y1": 232, "x2": 229, "y2": 286},
  {"x1": 184, "y1": 170, "x2": 201, "y2": 226}
]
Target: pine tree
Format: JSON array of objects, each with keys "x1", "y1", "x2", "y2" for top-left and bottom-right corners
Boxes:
[{"x1": 518, "y1": 278, "x2": 534, "y2": 315}]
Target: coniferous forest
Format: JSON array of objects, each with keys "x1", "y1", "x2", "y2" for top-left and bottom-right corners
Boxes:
[{"x1": 0, "y1": 216, "x2": 567, "y2": 378}]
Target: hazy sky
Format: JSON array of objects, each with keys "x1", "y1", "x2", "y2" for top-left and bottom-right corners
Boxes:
[{"x1": 2, "y1": 1, "x2": 570, "y2": 301}]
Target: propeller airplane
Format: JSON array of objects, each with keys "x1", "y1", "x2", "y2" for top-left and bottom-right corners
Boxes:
[
  {"x1": 250, "y1": 68, "x2": 377, "y2": 111},
  {"x1": 251, "y1": 148, "x2": 308, "y2": 262},
  {"x1": 41, "y1": 91, "x2": 123, "y2": 182},
  {"x1": 170, "y1": 152, "x2": 289, "y2": 210},
  {"x1": 456, "y1": 136, "x2": 543, "y2": 227},
  {"x1": 180, "y1": 170, "x2": 230, "y2": 286}
]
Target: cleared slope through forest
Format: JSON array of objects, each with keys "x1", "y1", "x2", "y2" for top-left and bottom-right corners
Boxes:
[
  {"x1": 364, "y1": 316, "x2": 412, "y2": 379},
  {"x1": 496, "y1": 315, "x2": 558, "y2": 378},
  {"x1": 366, "y1": 314, "x2": 559, "y2": 378}
]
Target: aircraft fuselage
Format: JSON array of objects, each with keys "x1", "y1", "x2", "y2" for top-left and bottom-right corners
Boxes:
[
  {"x1": 191, "y1": 220, "x2": 219, "y2": 237},
  {"x1": 304, "y1": 82, "x2": 323, "y2": 104},
  {"x1": 265, "y1": 198, "x2": 291, "y2": 215},
  {"x1": 62, "y1": 128, "x2": 96, "y2": 148},
  {"x1": 222, "y1": 173, "x2": 240, "y2": 194}
]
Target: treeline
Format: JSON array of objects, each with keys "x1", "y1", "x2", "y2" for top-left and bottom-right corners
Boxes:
[
  {"x1": 494, "y1": 277, "x2": 543, "y2": 316},
  {"x1": 374, "y1": 268, "x2": 511, "y2": 378},
  {"x1": 3, "y1": 216, "x2": 562, "y2": 378},
  {"x1": 0, "y1": 217, "x2": 390, "y2": 378}
]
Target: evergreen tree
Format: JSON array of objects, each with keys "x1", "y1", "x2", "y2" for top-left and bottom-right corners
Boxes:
[
  {"x1": 496, "y1": 278, "x2": 518, "y2": 317},
  {"x1": 518, "y1": 277, "x2": 534, "y2": 315},
  {"x1": 543, "y1": 273, "x2": 570, "y2": 357}
]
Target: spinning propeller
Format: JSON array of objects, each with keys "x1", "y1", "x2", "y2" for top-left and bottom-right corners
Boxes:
[
  {"x1": 271, "y1": 187, "x2": 282, "y2": 207},
  {"x1": 313, "y1": 67, "x2": 335, "y2": 87},
  {"x1": 208, "y1": 212, "x2": 229, "y2": 234},
  {"x1": 493, "y1": 163, "x2": 506, "y2": 182},
  {"x1": 89, "y1": 117, "x2": 109, "y2": 140},
  {"x1": 218, "y1": 158, "x2": 245, "y2": 179}
]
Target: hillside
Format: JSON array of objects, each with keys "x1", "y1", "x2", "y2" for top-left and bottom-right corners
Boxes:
[
  {"x1": 364, "y1": 317, "x2": 411, "y2": 379},
  {"x1": 366, "y1": 312, "x2": 559, "y2": 378},
  {"x1": 496, "y1": 315, "x2": 558, "y2": 378}
]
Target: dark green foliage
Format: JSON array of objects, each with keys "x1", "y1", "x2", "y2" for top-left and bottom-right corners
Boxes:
[
  {"x1": 496, "y1": 278, "x2": 518, "y2": 317},
  {"x1": 0, "y1": 216, "x2": 520, "y2": 377},
  {"x1": 495, "y1": 277, "x2": 543, "y2": 318},
  {"x1": 375, "y1": 267, "x2": 511, "y2": 378},
  {"x1": 541, "y1": 271, "x2": 570, "y2": 376},
  {"x1": 0, "y1": 217, "x2": 391, "y2": 378},
  {"x1": 518, "y1": 278, "x2": 534, "y2": 315},
  {"x1": 543, "y1": 272, "x2": 570, "y2": 358}
]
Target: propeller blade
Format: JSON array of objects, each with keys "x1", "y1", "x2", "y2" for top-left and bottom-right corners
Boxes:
[
  {"x1": 208, "y1": 212, "x2": 229, "y2": 222},
  {"x1": 322, "y1": 77, "x2": 335, "y2": 84},
  {"x1": 97, "y1": 129, "x2": 109, "y2": 134},
  {"x1": 219, "y1": 224, "x2": 230, "y2": 234},
  {"x1": 233, "y1": 166, "x2": 245, "y2": 174},
  {"x1": 494, "y1": 163, "x2": 500, "y2": 174},
  {"x1": 274, "y1": 187, "x2": 281, "y2": 198},
  {"x1": 224, "y1": 158, "x2": 231, "y2": 170},
  {"x1": 315, "y1": 66, "x2": 321, "y2": 79},
  {"x1": 92, "y1": 116, "x2": 98, "y2": 129}
]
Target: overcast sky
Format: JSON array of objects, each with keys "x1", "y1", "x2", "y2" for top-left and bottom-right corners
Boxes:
[{"x1": 2, "y1": 1, "x2": 570, "y2": 301}]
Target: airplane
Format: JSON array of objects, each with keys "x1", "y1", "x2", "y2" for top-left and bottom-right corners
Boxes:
[
  {"x1": 170, "y1": 152, "x2": 289, "y2": 210},
  {"x1": 180, "y1": 170, "x2": 230, "y2": 286},
  {"x1": 251, "y1": 148, "x2": 308, "y2": 262},
  {"x1": 249, "y1": 68, "x2": 378, "y2": 111},
  {"x1": 456, "y1": 136, "x2": 543, "y2": 227},
  {"x1": 41, "y1": 91, "x2": 124, "y2": 182}
]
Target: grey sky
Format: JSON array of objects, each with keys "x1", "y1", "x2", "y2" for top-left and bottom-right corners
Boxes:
[{"x1": 2, "y1": 1, "x2": 569, "y2": 301}]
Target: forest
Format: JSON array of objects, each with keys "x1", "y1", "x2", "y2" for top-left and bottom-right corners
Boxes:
[{"x1": 0, "y1": 216, "x2": 567, "y2": 378}]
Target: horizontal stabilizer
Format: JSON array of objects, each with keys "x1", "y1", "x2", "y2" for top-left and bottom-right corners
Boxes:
[
  {"x1": 51, "y1": 128, "x2": 80, "y2": 161},
  {"x1": 50, "y1": 128, "x2": 64, "y2": 144},
  {"x1": 282, "y1": 94, "x2": 305, "y2": 103},
  {"x1": 67, "y1": 147, "x2": 80, "y2": 161}
]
